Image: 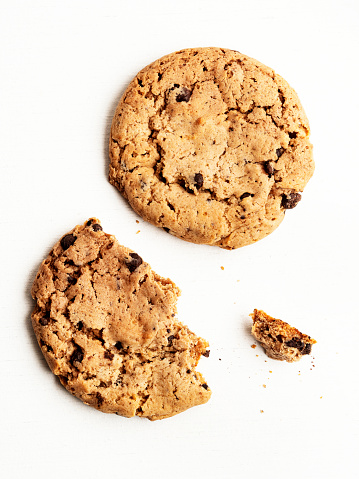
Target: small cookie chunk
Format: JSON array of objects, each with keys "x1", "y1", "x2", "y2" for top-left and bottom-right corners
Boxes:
[
  {"x1": 251, "y1": 309, "x2": 316, "y2": 362},
  {"x1": 109, "y1": 47, "x2": 314, "y2": 249},
  {"x1": 31, "y1": 219, "x2": 211, "y2": 420}
]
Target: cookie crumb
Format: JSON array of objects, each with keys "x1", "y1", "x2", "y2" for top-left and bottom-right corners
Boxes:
[
  {"x1": 251, "y1": 344, "x2": 257, "y2": 349},
  {"x1": 260, "y1": 410, "x2": 264, "y2": 413},
  {"x1": 251, "y1": 309, "x2": 316, "y2": 362},
  {"x1": 263, "y1": 384, "x2": 266, "y2": 388},
  {"x1": 136, "y1": 230, "x2": 140, "y2": 234},
  {"x1": 136, "y1": 220, "x2": 139, "y2": 224},
  {"x1": 220, "y1": 266, "x2": 224, "y2": 270}
]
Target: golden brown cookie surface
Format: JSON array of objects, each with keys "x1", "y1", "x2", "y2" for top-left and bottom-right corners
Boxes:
[
  {"x1": 31, "y1": 219, "x2": 211, "y2": 420},
  {"x1": 109, "y1": 47, "x2": 314, "y2": 249}
]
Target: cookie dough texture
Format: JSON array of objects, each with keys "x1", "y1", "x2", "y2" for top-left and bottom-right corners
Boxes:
[
  {"x1": 251, "y1": 309, "x2": 316, "y2": 362},
  {"x1": 109, "y1": 47, "x2": 314, "y2": 249},
  {"x1": 31, "y1": 219, "x2": 211, "y2": 420}
]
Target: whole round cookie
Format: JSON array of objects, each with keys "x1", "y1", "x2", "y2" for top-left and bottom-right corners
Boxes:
[
  {"x1": 31, "y1": 219, "x2": 211, "y2": 420},
  {"x1": 109, "y1": 47, "x2": 314, "y2": 249}
]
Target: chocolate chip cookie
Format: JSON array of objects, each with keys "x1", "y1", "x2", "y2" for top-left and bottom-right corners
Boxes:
[
  {"x1": 31, "y1": 219, "x2": 211, "y2": 420},
  {"x1": 109, "y1": 47, "x2": 314, "y2": 249},
  {"x1": 251, "y1": 309, "x2": 316, "y2": 362}
]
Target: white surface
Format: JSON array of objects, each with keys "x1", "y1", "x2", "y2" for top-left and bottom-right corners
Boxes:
[{"x1": 1, "y1": 1, "x2": 358, "y2": 477}]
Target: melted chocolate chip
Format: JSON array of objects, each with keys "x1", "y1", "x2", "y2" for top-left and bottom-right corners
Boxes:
[
  {"x1": 92, "y1": 224, "x2": 103, "y2": 232},
  {"x1": 201, "y1": 383, "x2": 209, "y2": 390},
  {"x1": 276, "y1": 147, "x2": 285, "y2": 158},
  {"x1": 302, "y1": 343, "x2": 312, "y2": 355},
  {"x1": 127, "y1": 252, "x2": 143, "y2": 272},
  {"x1": 176, "y1": 87, "x2": 192, "y2": 102},
  {"x1": 194, "y1": 172, "x2": 204, "y2": 189},
  {"x1": 39, "y1": 316, "x2": 50, "y2": 326},
  {"x1": 264, "y1": 161, "x2": 274, "y2": 176},
  {"x1": 166, "y1": 328, "x2": 171, "y2": 333},
  {"x1": 71, "y1": 347, "x2": 84, "y2": 364},
  {"x1": 285, "y1": 338, "x2": 304, "y2": 350},
  {"x1": 168, "y1": 335, "x2": 175, "y2": 345},
  {"x1": 104, "y1": 351, "x2": 114, "y2": 360},
  {"x1": 186, "y1": 369, "x2": 191, "y2": 374},
  {"x1": 60, "y1": 234, "x2": 76, "y2": 250},
  {"x1": 115, "y1": 341, "x2": 123, "y2": 350},
  {"x1": 202, "y1": 350, "x2": 210, "y2": 358},
  {"x1": 86, "y1": 220, "x2": 93, "y2": 226},
  {"x1": 240, "y1": 192, "x2": 252, "y2": 200},
  {"x1": 163, "y1": 227, "x2": 170, "y2": 233},
  {"x1": 289, "y1": 132, "x2": 297, "y2": 139},
  {"x1": 282, "y1": 192, "x2": 302, "y2": 209},
  {"x1": 77, "y1": 321, "x2": 83, "y2": 331},
  {"x1": 240, "y1": 215, "x2": 246, "y2": 220}
]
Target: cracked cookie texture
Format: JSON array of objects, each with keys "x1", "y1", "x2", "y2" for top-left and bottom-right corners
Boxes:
[
  {"x1": 31, "y1": 219, "x2": 211, "y2": 420},
  {"x1": 109, "y1": 47, "x2": 314, "y2": 249}
]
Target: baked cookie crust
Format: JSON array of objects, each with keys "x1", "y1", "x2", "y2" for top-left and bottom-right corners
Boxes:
[
  {"x1": 109, "y1": 47, "x2": 314, "y2": 249},
  {"x1": 31, "y1": 219, "x2": 211, "y2": 420}
]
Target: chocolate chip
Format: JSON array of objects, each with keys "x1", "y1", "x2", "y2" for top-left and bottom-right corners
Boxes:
[
  {"x1": 77, "y1": 321, "x2": 83, "y2": 331},
  {"x1": 289, "y1": 132, "x2": 297, "y2": 139},
  {"x1": 168, "y1": 335, "x2": 175, "y2": 345},
  {"x1": 282, "y1": 192, "x2": 302, "y2": 209},
  {"x1": 115, "y1": 341, "x2": 123, "y2": 350},
  {"x1": 163, "y1": 227, "x2": 170, "y2": 233},
  {"x1": 68, "y1": 275, "x2": 77, "y2": 285},
  {"x1": 60, "y1": 234, "x2": 76, "y2": 250},
  {"x1": 166, "y1": 328, "x2": 171, "y2": 333},
  {"x1": 285, "y1": 338, "x2": 304, "y2": 349},
  {"x1": 71, "y1": 347, "x2": 84, "y2": 364},
  {"x1": 264, "y1": 161, "x2": 274, "y2": 176},
  {"x1": 240, "y1": 192, "x2": 251, "y2": 200},
  {"x1": 39, "y1": 316, "x2": 50, "y2": 326},
  {"x1": 104, "y1": 351, "x2": 114, "y2": 360},
  {"x1": 194, "y1": 172, "x2": 204, "y2": 189},
  {"x1": 276, "y1": 147, "x2": 285, "y2": 158},
  {"x1": 240, "y1": 215, "x2": 246, "y2": 220},
  {"x1": 176, "y1": 87, "x2": 192, "y2": 102},
  {"x1": 201, "y1": 383, "x2": 209, "y2": 390},
  {"x1": 86, "y1": 220, "x2": 93, "y2": 226},
  {"x1": 202, "y1": 350, "x2": 210, "y2": 358},
  {"x1": 302, "y1": 343, "x2": 312, "y2": 355},
  {"x1": 127, "y1": 252, "x2": 143, "y2": 272},
  {"x1": 92, "y1": 224, "x2": 103, "y2": 232},
  {"x1": 276, "y1": 334, "x2": 283, "y2": 343},
  {"x1": 186, "y1": 369, "x2": 191, "y2": 374}
]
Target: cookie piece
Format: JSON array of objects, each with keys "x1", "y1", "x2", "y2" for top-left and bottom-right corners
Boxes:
[
  {"x1": 109, "y1": 47, "x2": 314, "y2": 249},
  {"x1": 251, "y1": 309, "x2": 316, "y2": 362},
  {"x1": 31, "y1": 219, "x2": 211, "y2": 420}
]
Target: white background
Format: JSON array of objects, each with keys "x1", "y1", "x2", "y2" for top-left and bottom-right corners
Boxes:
[{"x1": 1, "y1": 1, "x2": 358, "y2": 477}]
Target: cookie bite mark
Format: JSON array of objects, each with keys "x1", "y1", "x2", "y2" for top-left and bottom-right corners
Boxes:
[
  {"x1": 31, "y1": 219, "x2": 211, "y2": 420},
  {"x1": 250, "y1": 309, "x2": 316, "y2": 362}
]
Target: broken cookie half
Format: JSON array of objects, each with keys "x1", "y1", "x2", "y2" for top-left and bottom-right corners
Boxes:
[
  {"x1": 251, "y1": 309, "x2": 316, "y2": 362},
  {"x1": 31, "y1": 218, "x2": 211, "y2": 420}
]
